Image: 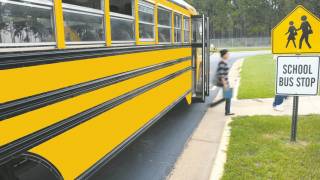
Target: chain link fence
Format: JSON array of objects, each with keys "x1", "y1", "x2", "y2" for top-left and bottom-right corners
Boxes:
[{"x1": 210, "y1": 37, "x2": 271, "y2": 48}]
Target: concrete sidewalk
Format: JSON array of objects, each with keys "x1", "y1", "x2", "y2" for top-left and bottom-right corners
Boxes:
[
  {"x1": 234, "y1": 96, "x2": 320, "y2": 116},
  {"x1": 166, "y1": 60, "x2": 243, "y2": 180},
  {"x1": 167, "y1": 56, "x2": 320, "y2": 180},
  {"x1": 167, "y1": 92, "x2": 227, "y2": 180}
]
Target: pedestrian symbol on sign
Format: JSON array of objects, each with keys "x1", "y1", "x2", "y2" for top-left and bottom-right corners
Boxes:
[
  {"x1": 272, "y1": 5, "x2": 320, "y2": 54},
  {"x1": 285, "y1": 16, "x2": 313, "y2": 49},
  {"x1": 285, "y1": 21, "x2": 297, "y2": 48},
  {"x1": 297, "y1": 15, "x2": 312, "y2": 49}
]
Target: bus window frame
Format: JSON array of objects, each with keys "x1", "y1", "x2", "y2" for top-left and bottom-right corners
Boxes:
[
  {"x1": 17, "y1": 0, "x2": 53, "y2": 6},
  {"x1": 109, "y1": 0, "x2": 136, "y2": 45},
  {"x1": 138, "y1": 0, "x2": 155, "y2": 42},
  {"x1": 174, "y1": 12, "x2": 182, "y2": 43},
  {"x1": 157, "y1": 7, "x2": 172, "y2": 44},
  {"x1": 62, "y1": 1, "x2": 106, "y2": 46},
  {"x1": 0, "y1": 0, "x2": 56, "y2": 48},
  {"x1": 183, "y1": 16, "x2": 190, "y2": 43},
  {"x1": 7, "y1": 0, "x2": 54, "y2": 6},
  {"x1": 0, "y1": 0, "x2": 194, "y2": 50},
  {"x1": 62, "y1": 3, "x2": 104, "y2": 14}
]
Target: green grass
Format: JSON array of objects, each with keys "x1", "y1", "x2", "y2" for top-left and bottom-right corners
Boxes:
[
  {"x1": 238, "y1": 54, "x2": 275, "y2": 99},
  {"x1": 223, "y1": 115, "x2": 320, "y2": 180},
  {"x1": 227, "y1": 47, "x2": 271, "y2": 52},
  {"x1": 211, "y1": 47, "x2": 271, "y2": 54}
]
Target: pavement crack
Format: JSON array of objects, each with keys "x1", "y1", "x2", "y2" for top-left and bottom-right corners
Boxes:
[{"x1": 191, "y1": 137, "x2": 217, "y2": 144}]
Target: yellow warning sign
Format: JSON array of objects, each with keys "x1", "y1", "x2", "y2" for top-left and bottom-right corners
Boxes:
[{"x1": 272, "y1": 5, "x2": 320, "y2": 54}]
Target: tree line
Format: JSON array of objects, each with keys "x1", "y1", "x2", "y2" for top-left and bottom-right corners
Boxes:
[{"x1": 186, "y1": 0, "x2": 320, "y2": 39}]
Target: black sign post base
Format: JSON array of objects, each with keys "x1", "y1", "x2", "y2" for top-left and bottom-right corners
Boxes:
[{"x1": 291, "y1": 96, "x2": 299, "y2": 142}]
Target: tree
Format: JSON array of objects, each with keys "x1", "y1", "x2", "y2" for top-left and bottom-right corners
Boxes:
[{"x1": 186, "y1": 0, "x2": 320, "y2": 38}]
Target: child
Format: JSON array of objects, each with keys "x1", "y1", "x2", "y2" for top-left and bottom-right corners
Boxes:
[
  {"x1": 217, "y1": 49, "x2": 234, "y2": 116},
  {"x1": 285, "y1": 21, "x2": 297, "y2": 48}
]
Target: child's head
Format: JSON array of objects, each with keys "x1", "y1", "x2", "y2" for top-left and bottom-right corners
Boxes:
[
  {"x1": 220, "y1": 49, "x2": 229, "y2": 60},
  {"x1": 289, "y1": 21, "x2": 294, "y2": 25}
]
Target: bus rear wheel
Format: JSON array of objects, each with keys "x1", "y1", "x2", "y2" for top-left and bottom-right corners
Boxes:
[{"x1": 0, "y1": 153, "x2": 62, "y2": 180}]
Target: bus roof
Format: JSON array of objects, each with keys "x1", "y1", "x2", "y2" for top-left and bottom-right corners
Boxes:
[{"x1": 169, "y1": 0, "x2": 197, "y2": 14}]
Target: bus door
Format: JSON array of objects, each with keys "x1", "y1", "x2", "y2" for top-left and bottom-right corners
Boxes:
[{"x1": 191, "y1": 15, "x2": 210, "y2": 102}]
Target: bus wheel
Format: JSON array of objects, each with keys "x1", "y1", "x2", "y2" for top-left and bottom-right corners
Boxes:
[{"x1": 0, "y1": 153, "x2": 62, "y2": 180}]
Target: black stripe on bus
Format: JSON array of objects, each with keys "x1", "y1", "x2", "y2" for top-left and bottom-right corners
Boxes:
[
  {"x1": 0, "y1": 57, "x2": 191, "y2": 121},
  {"x1": 0, "y1": 44, "x2": 190, "y2": 70},
  {"x1": 0, "y1": 67, "x2": 192, "y2": 166},
  {"x1": 77, "y1": 89, "x2": 191, "y2": 180}
]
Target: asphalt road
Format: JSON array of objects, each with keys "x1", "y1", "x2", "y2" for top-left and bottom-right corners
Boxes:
[{"x1": 91, "y1": 50, "x2": 270, "y2": 180}]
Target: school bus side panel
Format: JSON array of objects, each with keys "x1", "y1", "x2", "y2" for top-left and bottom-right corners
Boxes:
[
  {"x1": 29, "y1": 69, "x2": 192, "y2": 180},
  {"x1": 0, "y1": 60, "x2": 190, "y2": 147},
  {"x1": 0, "y1": 48, "x2": 190, "y2": 103}
]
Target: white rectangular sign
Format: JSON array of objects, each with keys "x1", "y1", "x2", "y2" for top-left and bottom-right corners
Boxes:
[{"x1": 276, "y1": 56, "x2": 320, "y2": 95}]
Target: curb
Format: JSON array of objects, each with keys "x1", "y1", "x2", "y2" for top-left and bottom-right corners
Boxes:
[
  {"x1": 209, "y1": 117, "x2": 232, "y2": 180},
  {"x1": 208, "y1": 58, "x2": 245, "y2": 180},
  {"x1": 231, "y1": 58, "x2": 244, "y2": 101}
]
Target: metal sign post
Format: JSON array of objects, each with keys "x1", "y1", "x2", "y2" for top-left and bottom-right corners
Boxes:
[{"x1": 291, "y1": 96, "x2": 299, "y2": 142}]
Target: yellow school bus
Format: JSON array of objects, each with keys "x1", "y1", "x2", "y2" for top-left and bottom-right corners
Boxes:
[{"x1": 0, "y1": 0, "x2": 209, "y2": 179}]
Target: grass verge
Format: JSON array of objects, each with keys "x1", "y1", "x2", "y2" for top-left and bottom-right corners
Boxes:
[
  {"x1": 238, "y1": 54, "x2": 275, "y2": 99},
  {"x1": 212, "y1": 47, "x2": 271, "y2": 53},
  {"x1": 227, "y1": 47, "x2": 271, "y2": 52},
  {"x1": 222, "y1": 115, "x2": 320, "y2": 180}
]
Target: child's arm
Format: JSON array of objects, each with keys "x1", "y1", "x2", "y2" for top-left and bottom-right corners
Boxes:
[
  {"x1": 297, "y1": 25, "x2": 302, "y2": 31},
  {"x1": 285, "y1": 29, "x2": 290, "y2": 35}
]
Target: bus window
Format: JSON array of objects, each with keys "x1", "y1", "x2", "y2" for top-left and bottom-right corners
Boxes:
[
  {"x1": 138, "y1": 1, "x2": 155, "y2": 41},
  {"x1": 110, "y1": 0, "x2": 135, "y2": 43},
  {"x1": 174, "y1": 13, "x2": 182, "y2": 43},
  {"x1": 62, "y1": 0, "x2": 102, "y2": 10},
  {"x1": 158, "y1": 8, "x2": 171, "y2": 43},
  {"x1": 184, "y1": 17, "x2": 190, "y2": 43},
  {"x1": 110, "y1": 17, "x2": 134, "y2": 42},
  {"x1": 192, "y1": 18, "x2": 203, "y2": 43},
  {"x1": 110, "y1": 0, "x2": 132, "y2": 16},
  {"x1": 62, "y1": 0, "x2": 104, "y2": 44},
  {"x1": 0, "y1": 0, "x2": 55, "y2": 47}
]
